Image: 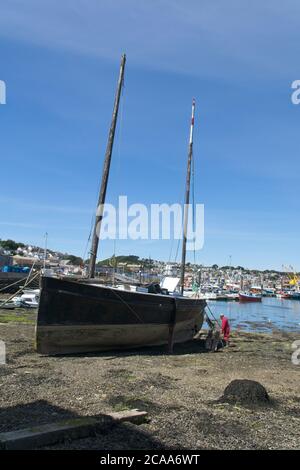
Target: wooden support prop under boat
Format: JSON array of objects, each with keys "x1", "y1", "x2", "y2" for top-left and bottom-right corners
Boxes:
[{"x1": 168, "y1": 299, "x2": 177, "y2": 354}]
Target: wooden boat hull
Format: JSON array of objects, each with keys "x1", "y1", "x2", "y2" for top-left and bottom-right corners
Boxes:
[{"x1": 35, "y1": 277, "x2": 206, "y2": 355}]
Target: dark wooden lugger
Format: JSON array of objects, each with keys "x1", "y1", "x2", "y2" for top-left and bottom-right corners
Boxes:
[{"x1": 35, "y1": 276, "x2": 206, "y2": 355}]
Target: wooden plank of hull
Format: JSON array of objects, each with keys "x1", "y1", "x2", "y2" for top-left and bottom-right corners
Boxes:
[
  {"x1": 35, "y1": 277, "x2": 206, "y2": 355},
  {"x1": 35, "y1": 317, "x2": 202, "y2": 355}
]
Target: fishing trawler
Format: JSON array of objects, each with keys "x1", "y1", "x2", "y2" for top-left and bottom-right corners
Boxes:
[
  {"x1": 239, "y1": 291, "x2": 262, "y2": 302},
  {"x1": 35, "y1": 55, "x2": 206, "y2": 355}
]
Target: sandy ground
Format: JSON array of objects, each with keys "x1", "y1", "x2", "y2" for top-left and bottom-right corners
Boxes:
[{"x1": 0, "y1": 314, "x2": 299, "y2": 450}]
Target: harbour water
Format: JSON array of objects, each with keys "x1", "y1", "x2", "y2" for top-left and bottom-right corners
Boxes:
[
  {"x1": 208, "y1": 297, "x2": 300, "y2": 333},
  {"x1": 1, "y1": 298, "x2": 300, "y2": 334}
]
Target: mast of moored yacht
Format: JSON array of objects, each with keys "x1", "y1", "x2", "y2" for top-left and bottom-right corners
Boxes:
[
  {"x1": 88, "y1": 54, "x2": 126, "y2": 278},
  {"x1": 180, "y1": 99, "x2": 195, "y2": 295},
  {"x1": 43, "y1": 232, "x2": 48, "y2": 271}
]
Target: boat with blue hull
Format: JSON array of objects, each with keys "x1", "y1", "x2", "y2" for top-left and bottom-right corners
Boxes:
[{"x1": 291, "y1": 292, "x2": 300, "y2": 300}]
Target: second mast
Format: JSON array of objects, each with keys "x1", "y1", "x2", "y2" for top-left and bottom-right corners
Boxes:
[{"x1": 180, "y1": 99, "x2": 196, "y2": 295}]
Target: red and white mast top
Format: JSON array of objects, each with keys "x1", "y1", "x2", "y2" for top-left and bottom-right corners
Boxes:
[{"x1": 189, "y1": 98, "x2": 196, "y2": 145}]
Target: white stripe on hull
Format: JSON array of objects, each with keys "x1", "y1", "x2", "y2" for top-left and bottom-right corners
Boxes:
[{"x1": 35, "y1": 315, "x2": 203, "y2": 355}]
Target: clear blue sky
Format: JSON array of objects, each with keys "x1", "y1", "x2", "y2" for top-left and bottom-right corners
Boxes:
[{"x1": 0, "y1": 1, "x2": 299, "y2": 270}]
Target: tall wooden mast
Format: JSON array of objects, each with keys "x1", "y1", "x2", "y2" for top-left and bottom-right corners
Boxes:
[
  {"x1": 88, "y1": 54, "x2": 126, "y2": 278},
  {"x1": 180, "y1": 99, "x2": 195, "y2": 295}
]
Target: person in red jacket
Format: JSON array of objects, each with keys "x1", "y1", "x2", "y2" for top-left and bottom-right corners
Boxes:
[{"x1": 220, "y1": 314, "x2": 230, "y2": 346}]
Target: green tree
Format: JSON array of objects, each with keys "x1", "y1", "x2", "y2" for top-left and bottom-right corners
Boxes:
[
  {"x1": 66, "y1": 255, "x2": 83, "y2": 266},
  {"x1": 0, "y1": 239, "x2": 25, "y2": 252}
]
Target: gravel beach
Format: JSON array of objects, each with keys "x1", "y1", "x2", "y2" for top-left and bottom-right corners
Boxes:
[{"x1": 0, "y1": 312, "x2": 299, "y2": 450}]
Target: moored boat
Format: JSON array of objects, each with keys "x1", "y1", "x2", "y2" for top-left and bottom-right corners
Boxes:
[
  {"x1": 0, "y1": 301, "x2": 16, "y2": 310},
  {"x1": 35, "y1": 55, "x2": 206, "y2": 355},
  {"x1": 276, "y1": 291, "x2": 292, "y2": 299},
  {"x1": 12, "y1": 289, "x2": 40, "y2": 308},
  {"x1": 36, "y1": 276, "x2": 205, "y2": 354},
  {"x1": 290, "y1": 291, "x2": 300, "y2": 300},
  {"x1": 239, "y1": 292, "x2": 262, "y2": 302},
  {"x1": 225, "y1": 292, "x2": 239, "y2": 301}
]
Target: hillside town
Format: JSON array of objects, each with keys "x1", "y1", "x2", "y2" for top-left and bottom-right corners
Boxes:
[{"x1": 0, "y1": 239, "x2": 297, "y2": 295}]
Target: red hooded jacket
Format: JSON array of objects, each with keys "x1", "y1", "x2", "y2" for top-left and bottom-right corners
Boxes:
[{"x1": 221, "y1": 316, "x2": 230, "y2": 341}]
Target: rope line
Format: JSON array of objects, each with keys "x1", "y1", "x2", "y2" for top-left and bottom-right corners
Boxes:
[
  {"x1": 0, "y1": 270, "x2": 40, "y2": 293},
  {"x1": 106, "y1": 285, "x2": 143, "y2": 323},
  {"x1": 205, "y1": 303, "x2": 221, "y2": 328},
  {"x1": 0, "y1": 271, "x2": 40, "y2": 307}
]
